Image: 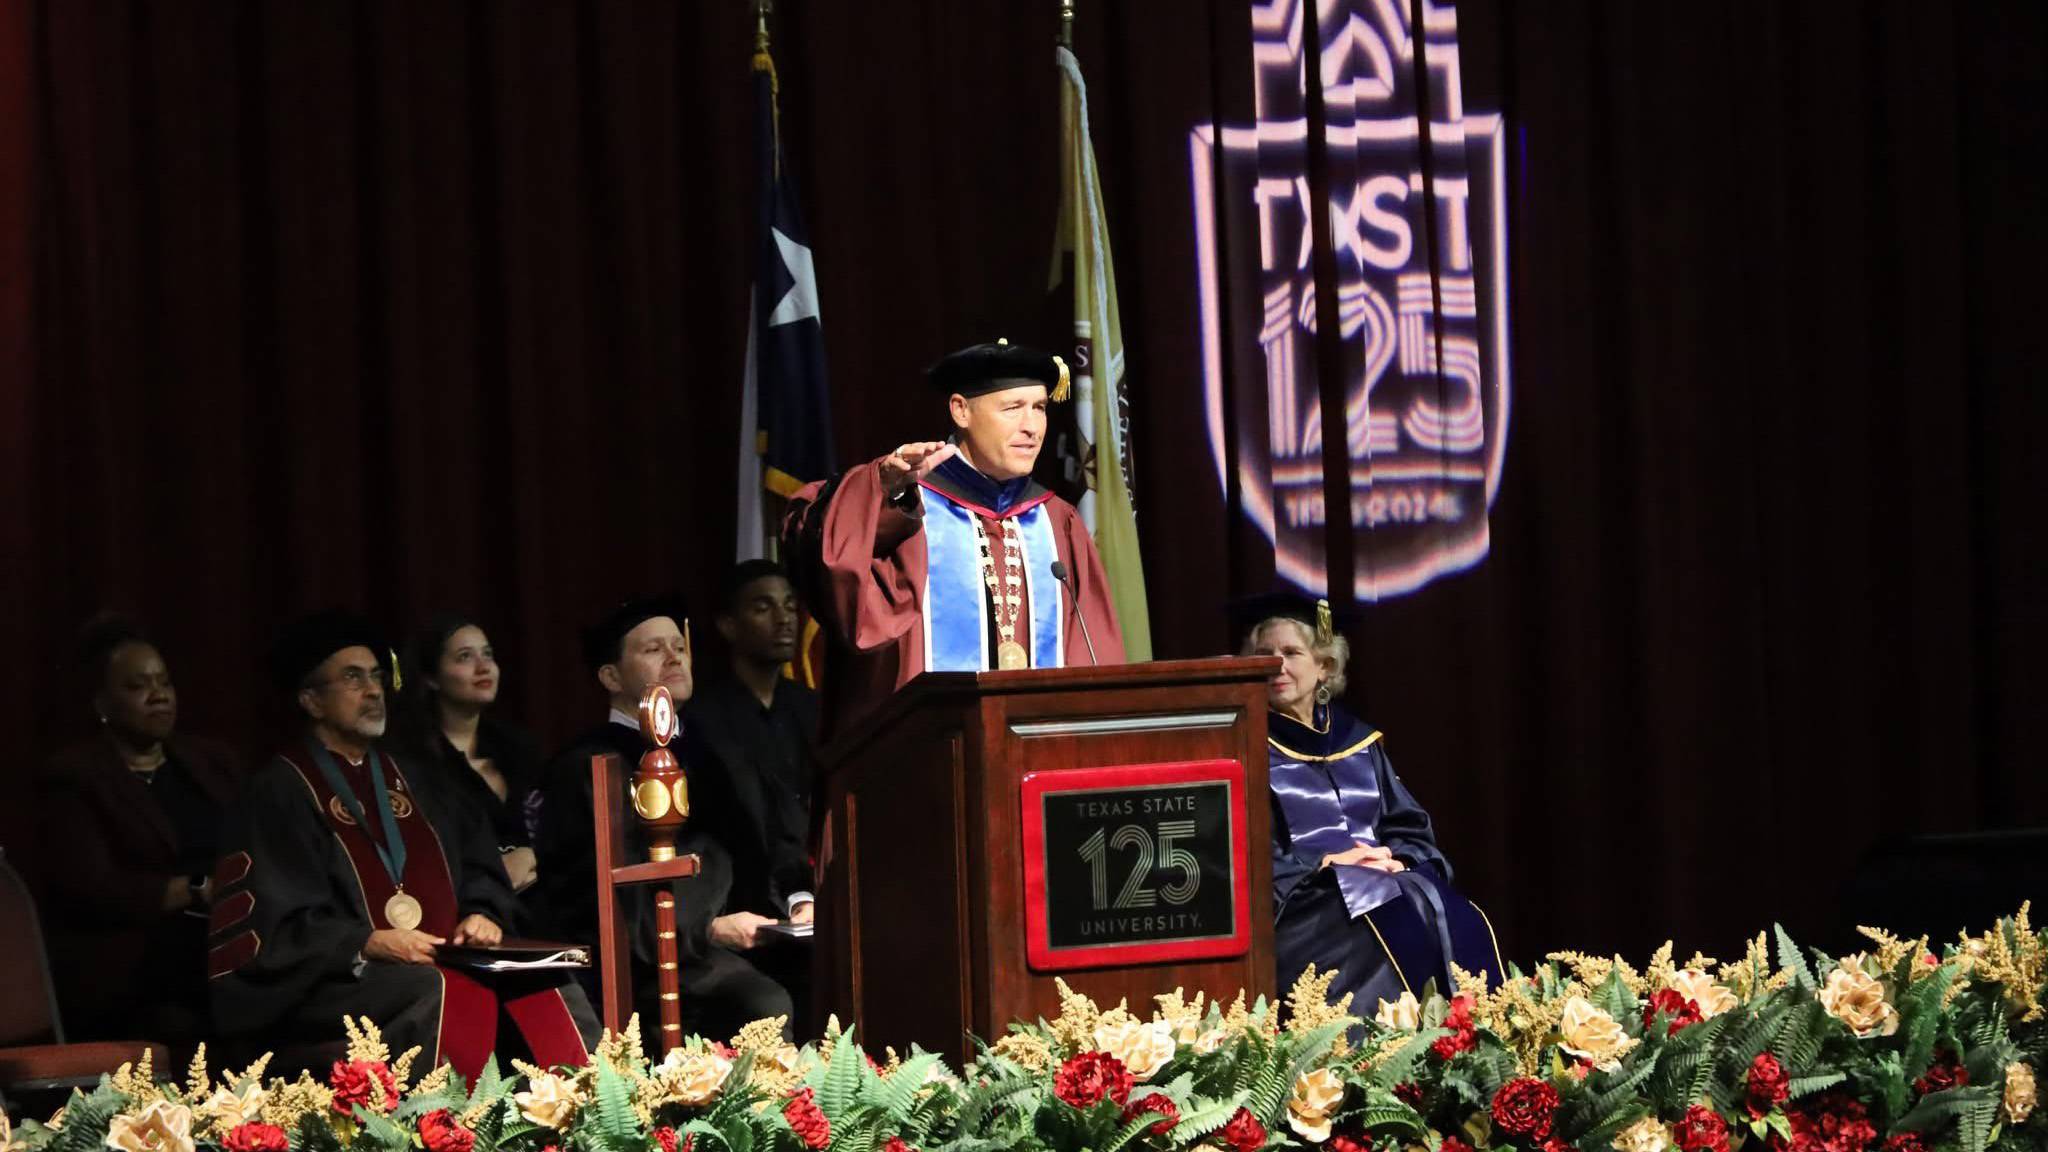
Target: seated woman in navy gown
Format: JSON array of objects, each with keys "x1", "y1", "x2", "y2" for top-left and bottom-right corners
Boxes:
[{"x1": 1236, "y1": 593, "x2": 1503, "y2": 1012}]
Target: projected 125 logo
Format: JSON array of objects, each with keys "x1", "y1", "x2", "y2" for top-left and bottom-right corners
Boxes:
[{"x1": 1192, "y1": 0, "x2": 1510, "y2": 600}]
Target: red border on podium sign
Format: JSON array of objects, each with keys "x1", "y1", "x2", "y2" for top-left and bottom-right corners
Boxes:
[{"x1": 1020, "y1": 759, "x2": 1252, "y2": 972}]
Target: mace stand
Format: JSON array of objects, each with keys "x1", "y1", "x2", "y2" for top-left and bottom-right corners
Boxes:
[{"x1": 590, "y1": 685, "x2": 700, "y2": 1052}]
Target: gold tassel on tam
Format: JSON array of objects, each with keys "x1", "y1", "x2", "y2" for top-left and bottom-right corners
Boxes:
[
  {"x1": 1315, "y1": 599, "x2": 1333, "y2": 647},
  {"x1": 1051, "y1": 355, "x2": 1072, "y2": 402},
  {"x1": 389, "y1": 650, "x2": 403, "y2": 693}
]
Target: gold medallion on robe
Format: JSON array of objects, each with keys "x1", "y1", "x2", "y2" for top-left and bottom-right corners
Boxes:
[
  {"x1": 385, "y1": 890, "x2": 424, "y2": 931},
  {"x1": 997, "y1": 640, "x2": 1029, "y2": 670}
]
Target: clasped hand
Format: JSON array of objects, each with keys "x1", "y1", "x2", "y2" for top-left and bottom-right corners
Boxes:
[
  {"x1": 1321, "y1": 842, "x2": 1406, "y2": 873},
  {"x1": 879, "y1": 442, "x2": 957, "y2": 500},
  {"x1": 364, "y1": 913, "x2": 501, "y2": 965}
]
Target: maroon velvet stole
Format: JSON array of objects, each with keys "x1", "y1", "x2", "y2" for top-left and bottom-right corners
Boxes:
[
  {"x1": 280, "y1": 748, "x2": 587, "y2": 1077},
  {"x1": 279, "y1": 748, "x2": 461, "y2": 935}
]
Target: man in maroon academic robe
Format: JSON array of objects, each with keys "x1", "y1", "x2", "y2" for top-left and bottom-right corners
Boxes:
[
  {"x1": 782, "y1": 340, "x2": 1127, "y2": 740},
  {"x1": 209, "y1": 611, "x2": 597, "y2": 1078}
]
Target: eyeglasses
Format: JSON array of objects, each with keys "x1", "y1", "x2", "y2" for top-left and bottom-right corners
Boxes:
[{"x1": 317, "y1": 666, "x2": 387, "y2": 693}]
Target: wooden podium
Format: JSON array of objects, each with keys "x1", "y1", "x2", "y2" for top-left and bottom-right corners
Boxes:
[{"x1": 815, "y1": 657, "x2": 1279, "y2": 1061}]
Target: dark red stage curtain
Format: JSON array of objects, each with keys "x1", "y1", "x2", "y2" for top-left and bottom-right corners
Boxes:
[{"x1": 2, "y1": 0, "x2": 2043, "y2": 961}]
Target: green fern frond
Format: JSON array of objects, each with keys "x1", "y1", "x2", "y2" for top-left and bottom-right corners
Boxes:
[
  {"x1": 589, "y1": 1060, "x2": 642, "y2": 1152},
  {"x1": 1592, "y1": 969, "x2": 1637, "y2": 1022},
  {"x1": 869, "y1": 1054, "x2": 942, "y2": 1122},
  {"x1": 1774, "y1": 926, "x2": 1816, "y2": 991},
  {"x1": 1785, "y1": 1072, "x2": 1846, "y2": 1100},
  {"x1": 1893, "y1": 1085, "x2": 2001, "y2": 1138},
  {"x1": 1356, "y1": 1100, "x2": 1427, "y2": 1139},
  {"x1": 817, "y1": 1025, "x2": 864, "y2": 1118},
  {"x1": 1369, "y1": 1032, "x2": 1446, "y2": 1091},
  {"x1": 353, "y1": 1108, "x2": 411, "y2": 1152},
  {"x1": 1167, "y1": 1095, "x2": 1249, "y2": 1144}
]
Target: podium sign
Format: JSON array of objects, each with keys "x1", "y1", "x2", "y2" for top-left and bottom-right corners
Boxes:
[{"x1": 1021, "y1": 759, "x2": 1252, "y2": 972}]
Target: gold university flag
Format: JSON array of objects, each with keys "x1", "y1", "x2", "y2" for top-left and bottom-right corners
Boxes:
[{"x1": 1050, "y1": 44, "x2": 1152, "y2": 660}]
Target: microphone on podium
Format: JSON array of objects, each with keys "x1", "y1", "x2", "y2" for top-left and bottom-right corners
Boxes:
[{"x1": 1048, "y1": 560, "x2": 1099, "y2": 666}]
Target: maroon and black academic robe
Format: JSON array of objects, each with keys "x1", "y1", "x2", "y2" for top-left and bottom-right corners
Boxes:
[
  {"x1": 782, "y1": 454, "x2": 1126, "y2": 741},
  {"x1": 209, "y1": 744, "x2": 592, "y2": 1077}
]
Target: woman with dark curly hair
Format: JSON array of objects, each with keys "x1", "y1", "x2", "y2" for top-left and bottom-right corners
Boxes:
[
  {"x1": 1237, "y1": 593, "x2": 1503, "y2": 1013},
  {"x1": 35, "y1": 614, "x2": 244, "y2": 1044}
]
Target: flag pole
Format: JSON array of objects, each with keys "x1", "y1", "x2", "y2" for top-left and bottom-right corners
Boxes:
[
  {"x1": 755, "y1": 0, "x2": 771, "y2": 53},
  {"x1": 1058, "y1": 0, "x2": 1073, "y2": 48}
]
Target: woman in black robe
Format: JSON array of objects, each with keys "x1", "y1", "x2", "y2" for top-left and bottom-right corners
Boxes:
[
  {"x1": 1237, "y1": 594, "x2": 1504, "y2": 1013},
  {"x1": 392, "y1": 614, "x2": 544, "y2": 892}
]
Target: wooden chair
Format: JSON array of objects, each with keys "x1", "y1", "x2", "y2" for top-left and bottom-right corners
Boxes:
[{"x1": 0, "y1": 847, "x2": 166, "y2": 1096}]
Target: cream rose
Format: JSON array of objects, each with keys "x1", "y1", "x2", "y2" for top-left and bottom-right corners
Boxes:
[
  {"x1": 1374, "y1": 992, "x2": 1422, "y2": 1031},
  {"x1": 198, "y1": 1085, "x2": 267, "y2": 1130},
  {"x1": 655, "y1": 1049, "x2": 732, "y2": 1107},
  {"x1": 105, "y1": 1102, "x2": 195, "y2": 1152},
  {"x1": 1664, "y1": 969, "x2": 1737, "y2": 1019},
  {"x1": 1558, "y1": 996, "x2": 1636, "y2": 1071},
  {"x1": 1093, "y1": 1018, "x2": 1177, "y2": 1082},
  {"x1": 1286, "y1": 1067, "x2": 1347, "y2": 1142},
  {"x1": 1613, "y1": 1117, "x2": 1672, "y2": 1152},
  {"x1": 2005, "y1": 1061, "x2": 2037, "y2": 1125},
  {"x1": 1818, "y1": 959, "x2": 1899, "y2": 1039},
  {"x1": 513, "y1": 1073, "x2": 580, "y2": 1129},
  {"x1": 1192, "y1": 1027, "x2": 1230, "y2": 1055}
]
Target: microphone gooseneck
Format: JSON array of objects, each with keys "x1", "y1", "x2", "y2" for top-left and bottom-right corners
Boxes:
[{"x1": 1049, "y1": 560, "x2": 1099, "y2": 666}]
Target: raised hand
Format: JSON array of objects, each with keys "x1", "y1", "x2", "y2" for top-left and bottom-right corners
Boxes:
[{"x1": 878, "y1": 442, "x2": 958, "y2": 500}]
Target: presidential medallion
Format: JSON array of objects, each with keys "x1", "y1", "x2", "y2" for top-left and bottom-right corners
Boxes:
[
  {"x1": 385, "y1": 891, "x2": 424, "y2": 931},
  {"x1": 997, "y1": 640, "x2": 1029, "y2": 670}
]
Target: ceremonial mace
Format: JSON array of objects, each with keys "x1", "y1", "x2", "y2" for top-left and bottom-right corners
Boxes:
[{"x1": 629, "y1": 683, "x2": 690, "y2": 1045}]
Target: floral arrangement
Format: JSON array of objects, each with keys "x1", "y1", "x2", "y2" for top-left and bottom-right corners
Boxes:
[{"x1": 4, "y1": 908, "x2": 2044, "y2": 1152}]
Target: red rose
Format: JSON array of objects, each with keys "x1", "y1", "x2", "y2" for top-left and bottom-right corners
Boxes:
[
  {"x1": 1440, "y1": 1139, "x2": 1477, "y2": 1152},
  {"x1": 882, "y1": 1139, "x2": 916, "y2": 1152},
  {"x1": 653, "y1": 1127, "x2": 679, "y2": 1152},
  {"x1": 1491, "y1": 1077, "x2": 1561, "y2": 1140},
  {"x1": 328, "y1": 1060, "x2": 399, "y2": 1115},
  {"x1": 1672, "y1": 1106, "x2": 1731, "y2": 1152},
  {"x1": 783, "y1": 1087, "x2": 832, "y2": 1151},
  {"x1": 1746, "y1": 1053, "x2": 1791, "y2": 1118},
  {"x1": 1880, "y1": 1136, "x2": 1926, "y2": 1152},
  {"x1": 1644, "y1": 989, "x2": 1704, "y2": 1036},
  {"x1": 1394, "y1": 1081, "x2": 1426, "y2": 1108},
  {"x1": 1053, "y1": 1052, "x2": 1134, "y2": 1109},
  {"x1": 1220, "y1": 1107, "x2": 1266, "y2": 1152},
  {"x1": 1539, "y1": 1139, "x2": 1575, "y2": 1152},
  {"x1": 1432, "y1": 996, "x2": 1479, "y2": 1060},
  {"x1": 418, "y1": 1110, "x2": 475, "y2": 1152},
  {"x1": 221, "y1": 1124, "x2": 290, "y2": 1152},
  {"x1": 1912, "y1": 1050, "x2": 1968, "y2": 1096},
  {"x1": 1779, "y1": 1095, "x2": 1877, "y2": 1152},
  {"x1": 1120, "y1": 1093, "x2": 1181, "y2": 1138},
  {"x1": 1329, "y1": 1136, "x2": 1371, "y2": 1152},
  {"x1": 1431, "y1": 1029, "x2": 1478, "y2": 1060}
]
